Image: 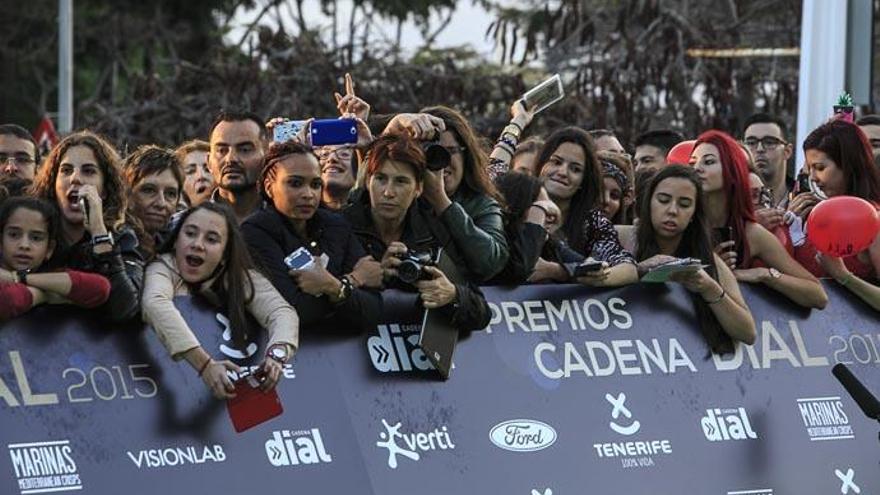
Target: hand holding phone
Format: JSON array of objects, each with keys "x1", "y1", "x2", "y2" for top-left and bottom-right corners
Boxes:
[{"x1": 284, "y1": 247, "x2": 315, "y2": 271}]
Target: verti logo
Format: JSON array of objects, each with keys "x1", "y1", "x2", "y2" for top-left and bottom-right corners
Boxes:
[
  {"x1": 8, "y1": 440, "x2": 82, "y2": 494},
  {"x1": 368, "y1": 324, "x2": 435, "y2": 372},
  {"x1": 606, "y1": 392, "x2": 640, "y2": 435},
  {"x1": 376, "y1": 419, "x2": 455, "y2": 469},
  {"x1": 835, "y1": 468, "x2": 860, "y2": 494}
]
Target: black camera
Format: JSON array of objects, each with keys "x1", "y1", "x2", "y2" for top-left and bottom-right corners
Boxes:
[
  {"x1": 397, "y1": 250, "x2": 435, "y2": 284},
  {"x1": 421, "y1": 141, "x2": 451, "y2": 171}
]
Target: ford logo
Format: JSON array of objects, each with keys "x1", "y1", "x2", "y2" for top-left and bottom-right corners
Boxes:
[{"x1": 489, "y1": 420, "x2": 557, "y2": 452}]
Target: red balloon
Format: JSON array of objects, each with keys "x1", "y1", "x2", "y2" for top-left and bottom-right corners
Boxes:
[
  {"x1": 666, "y1": 140, "x2": 696, "y2": 165},
  {"x1": 806, "y1": 196, "x2": 880, "y2": 257}
]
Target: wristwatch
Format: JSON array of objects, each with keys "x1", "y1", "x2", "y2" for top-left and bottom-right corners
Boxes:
[
  {"x1": 267, "y1": 344, "x2": 289, "y2": 364},
  {"x1": 768, "y1": 268, "x2": 782, "y2": 280},
  {"x1": 91, "y1": 233, "x2": 115, "y2": 247},
  {"x1": 16, "y1": 270, "x2": 29, "y2": 285},
  {"x1": 337, "y1": 276, "x2": 354, "y2": 301}
]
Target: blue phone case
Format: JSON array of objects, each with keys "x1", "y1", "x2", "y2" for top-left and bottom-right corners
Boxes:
[{"x1": 310, "y1": 119, "x2": 358, "y2": 146}]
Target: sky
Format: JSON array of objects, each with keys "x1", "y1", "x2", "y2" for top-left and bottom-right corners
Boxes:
[{"x1": 229, "y1": 0, "x2": 501, "y2": 58}]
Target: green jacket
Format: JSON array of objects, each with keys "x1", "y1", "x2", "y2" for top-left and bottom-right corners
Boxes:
[{"x1": 442, "y1": 189, "x2": 509, "y2": 282}]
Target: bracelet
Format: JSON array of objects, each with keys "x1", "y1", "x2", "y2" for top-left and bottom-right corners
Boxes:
[
  {"x1": 508, "y1": 121, "x2": 524, "y2": 133},
  {"x1": 502, "y1": 125, "x2": 522, "y2": 141},
  {"x1": 837, "y1": 273, "x2": 855, "y2": 286},
  {"x1": 347, "y1": 272, "x2": 362, "y2": 288},
  {"x1": 704, "y1": 287, "x2": 726, "y2": 304},
  {"x1": 197, "y1": 358, "x2": 213, "y2": 377},
  {"x1": 529, "y1": 203, "x2": 549, "y2": 216}
]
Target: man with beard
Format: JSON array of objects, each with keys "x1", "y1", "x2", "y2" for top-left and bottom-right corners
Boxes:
[
  {"x1": 0, "y1": 124, "x2": 38, "y2": 181},
  {"x1": 742, "y1": 113, "x2": 794, "y2": 231},
  {"x1": 207, "y1": 111, "x2": 267, "y2": 223}
]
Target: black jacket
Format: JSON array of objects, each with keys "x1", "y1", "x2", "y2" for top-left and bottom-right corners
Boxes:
[
  {"x1": 343, "y1": 190, "x2": 490, "y2": 331},
  {"x1": 47, "y1": 225, "x2": 144, "y2": 322},
  {"x1": 241, "y1": 205, "x2": 382, "y2": 332},
  {"x1": 489, "y1": 222, "x2": 547, "y2": 285}
]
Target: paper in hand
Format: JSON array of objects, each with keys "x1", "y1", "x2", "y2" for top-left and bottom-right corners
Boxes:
[{"x1": 640, "y1": 258, "x2": 706, "y2": 283}]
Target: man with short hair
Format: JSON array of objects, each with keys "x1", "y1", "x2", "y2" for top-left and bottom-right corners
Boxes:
[
  {"x1": 633, "y1": 129, "x2": 683, "y2": 172},
  {"x1": 856, "y1": 114, "x2": 880, "y2": 160},
  {"x1": 742, "y1": 113, "x2": 794, "y2": 231},
  {"x1": 207, "y1": 111, "x2": 267, "y2": 223},
  {"x1": 0, "y1": 124, "x2": 38, "y2": 180},
  {"x1": 588, "y1": 129, "x2": 629, "y2": 160}
]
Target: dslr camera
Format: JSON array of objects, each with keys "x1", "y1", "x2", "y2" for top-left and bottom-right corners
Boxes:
[
  {"x1": 396, "y1": 250, "x2": 435, "y2": 284},
  {"x1": 421, "y1": 141, "x2": 451, "y2": 171}
]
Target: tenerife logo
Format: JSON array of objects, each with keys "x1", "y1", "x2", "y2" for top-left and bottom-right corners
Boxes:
[
  {"x1": 607, "y1": 393, "x2": 640, "y2": 435},
  {"x1": 216, "y1": 313, "x2": 258, "y2": 359},
  {"x1": 489, "y1": 420, "x2": 557, "y2": 452},
  {"x1": 265, "y1": 428, "x2": 332, "y2": 467},
  {"x1": 592, "y1": 392, "x2": 672, "y2": 468},
  {"x1": 376, "y1": 419, "x2": 455, "y2": 469},
  {"x1": 797, "y1": 396, "x2": 853, "y2": 441},
  {"x1": 8, "y1": 440, "x2": 82, "y2": 494},
  {"x1": 368, "y1": 324, "x2": 434, "y2": 372},
  {"x1": 127, "y1": 444, "x2": 226, "y2": 469},
  {"x1": 701, "y1": 407, "x2": 758, "y2": 442}
]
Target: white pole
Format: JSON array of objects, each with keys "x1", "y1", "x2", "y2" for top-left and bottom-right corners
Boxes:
[
  {"x1": 794, "y1": 0, "x2": 848, "y2": 174},
  {"x1": 58, "y1": 0, "x2": 73, "y2": 133}
]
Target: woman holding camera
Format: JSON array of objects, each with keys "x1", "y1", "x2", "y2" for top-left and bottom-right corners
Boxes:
[
  {"x1": 343, "y1": 134, "x2": 490, "y2": 330},
  {"x1": 143, "y1": 202, "x2": 298, "y2": 399},
  {"x1": 635, "y1": 166, "x2": 756, "y2": 352},
  {"x1": 534, "y1": 127, "x2": 638, "y2": 286},
  {"x1": 691, "y1": 130, "x2": 827, "y2": 309},
  {"x1": 382, "y1": 106, "x2": 509, "y2": 283},
  {"x1": 241, "y1": 141, "x2": 382, "y2": 331},
  {"x1": 797, "y1": 120, "x2": 880, "y2": 310},
  {"x1": 30, "y1": 131, "x2": 144, "y2": 321}
]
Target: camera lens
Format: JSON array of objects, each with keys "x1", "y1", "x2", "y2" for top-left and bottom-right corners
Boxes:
[
  {"x1": 423, "y1": 143, "x2": 451, "y2": 171},
  {"x1": 397, "y1": 259, "x2": 422, "y2": 284}
]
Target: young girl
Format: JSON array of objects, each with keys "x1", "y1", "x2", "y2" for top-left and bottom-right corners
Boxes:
[
  {"x1": 635, "y1": 166, "x2": 756, "y2": 352},
  {"x1": 143, "y1": 202, "x2": 299, "y2": 399},
  {"x1": 0, "y1": 197, "x2": 110, "y2": 319}
]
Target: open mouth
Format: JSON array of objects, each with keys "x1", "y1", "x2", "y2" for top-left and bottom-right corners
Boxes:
[
  {"x1": 195, "y1": 184, "x2": 209, "y2": 194},
  {"x1": 323, "y1": 165, "x2": 345, "y2": 175},
  {"x1": 67, "y1": 191, "x2": 81, "y2": 209},
  {"x1": 184, "y1": 255, "x2": 204, "y2": 268}
]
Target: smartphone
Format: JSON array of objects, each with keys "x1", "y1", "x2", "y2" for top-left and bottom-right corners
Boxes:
[
  {"x1": 522, "y1": 74, "x2": 564, "y2": 115},
  {"x1": 713, "y1": 226, "x2": 733, "y2": 246},
  {"x1": 226, "y1": 373, "x2": 283, "y2": 433},
  {"x1": 272, "y1": 120, "x2": 306, "y2": 143},
  {"x1": 310, "y1": 119, "x2": 358, "y2": 146},
  {"x1": 284, "y1": 247, "x2": 315, "y2": 271},
  {"x1": 573, "y1": 260, "x2": 604, "y2": 277},
  {"x1": 796, "y1": 174, "x2": 811, "y2": 195}
]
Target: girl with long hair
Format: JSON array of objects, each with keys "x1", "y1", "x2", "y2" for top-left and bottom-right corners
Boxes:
[
  {"x1": 0, "y1": 197, "x2": 110, "y2": 319},
  {"x1": 143, "y1": 202, "x2": 299, "y2": 399},
  {"x1": 799, "y1": 119, "x2": 880, "y2": 310},
  {"x1": 691, "y1": 130, "x2": 827, "y2": 309},
  {"x1": 29, "y1": 130, "x2": 144, "y2": 321},
  {"x1": 635, "y1": 166, "x2": 756, "y2": 352}
]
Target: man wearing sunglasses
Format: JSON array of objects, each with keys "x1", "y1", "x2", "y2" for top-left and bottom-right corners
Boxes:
[
  {"x1": 742, "y1": 113, "x2": 794, "y2": 231},
  {"x1": 0, "y1": 124, "x2": 38, "y2": 181}
]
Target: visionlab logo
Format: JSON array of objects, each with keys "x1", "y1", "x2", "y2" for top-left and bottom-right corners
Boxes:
[
  {"x1": 591, "y1": 392, "x2": 672, "y2": 469},
  {"x1": 797, "y1": 396, "x2": 854, "y2": 441},
  {"x1": 127, "y1": 444, "x2": 226, "y2": 469},
  {"x1": 701, "y1": 407, "x2": 758, "y2": 442},
  {"x1": 368, "y1": 324, "x2": 435, "y2": 372},
  {"x1": 489, "y1": 419, "x2": 557, "y2": 452},
  {"x1": 376, "y1": 419, "x2": 455, "y2": 469},
  {"x1": 8, "y1": 440, "x2": 82, "y2": 494},
  {"x1": 264, "y1": 428, "x2": 332, "y2": 467}
]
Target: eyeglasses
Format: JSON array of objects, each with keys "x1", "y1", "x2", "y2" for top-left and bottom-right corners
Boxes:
[
  {"x1": 442, "y1": 145, "x2": 466, "y2": 156},
  {"x1": 743, "y1": 136, "x2": 786, "y2": 150},
  {"x1": 316, "y1": 146, "x2": 355, "y2": 161},
  {"x1": 0, "y1": 154, "x2": 35, "y2": 167}
]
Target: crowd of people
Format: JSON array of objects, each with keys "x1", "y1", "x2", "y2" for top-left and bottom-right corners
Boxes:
[{"x1": 1, "y1": 74, "x2": 879, "y2": 397}]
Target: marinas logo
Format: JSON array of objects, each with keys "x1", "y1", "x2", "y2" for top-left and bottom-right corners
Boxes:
[
  {"x1": 796, "y1": 396, "x2": 853, "y2": 441},
  {"x1": 8, "y1": 440, "x2": 82, "y2": 494},
  {"x1": 127, "y1": 444, "x2": 226, "y2": 469},
  {"x1": 701, "y1": 407, "x2": 758, "y2": 442},
  {"x1": 591, "y1": 392, "x2": 672, "y2": 469},
  {"x1": 376, "y1": 419, "x2": 455, "y2": 469},
  {"x1": 265, "y1": 428, "x2": 332, "y2": 467},
  {"x1": 489, "y1": 419, "x2": 557, "y2": 452},
  {"x1": 368, "y1": 324, "x2": 435, "y2": 373}
]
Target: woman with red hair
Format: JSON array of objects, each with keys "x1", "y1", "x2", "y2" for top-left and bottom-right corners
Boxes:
[
  {"x1": 800, "y1": 119, "x2": 880, "y2": 310},
  {"x1": 690, "y1": 130, "x2": 827, "y2": 309}
]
